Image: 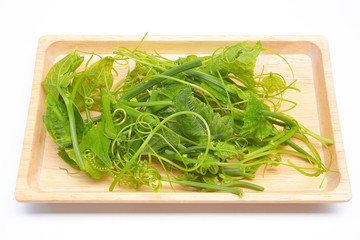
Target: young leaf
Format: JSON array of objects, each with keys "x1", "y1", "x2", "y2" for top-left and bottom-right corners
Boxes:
[
  {"x1": 58, "y1": 149, "x2": 78, "y2": 168},
  {"x1": 43, "y1": 93, "x2": 86, "y2": 148},
  {"x1": 73, "y1": 101, "x2": 87, "y2": 140},
  {"x1": 90, "y1": 56, "x2": 115, "y2": 90},
  {"x1": 210, "y1": 114, "x2": 233, "y2": 141},
  {"x1": 232, "y1": 41, "x2": 263, "y2": 85},
  {"x1": 241, "y1": 93, "x2": 273, "y2": 140},
  {"x1": 43, "y1": 94, "x2": 72, "y2": 148},
  {"x1": 202, "y1": 175, "x2": 219, "y2": 185},
  {"x1": 201, "y1": 41, "x2": 263, "y2": 88},
  {"x1": 65, "y1": 148, "x2": 107, "y2": 179},
  {"x1": 143, "y1": 130, "x2": 180, "y2": 153},
  {"x1": 42, "y1": 51, "x2": 84, "y2": 98},
  {"x1": 173, "y1": 87, "x2": 210, "y2": 141},
  {"x1": 73, "y1": 56, "x2": 115, "y2": 98},
  {"x1": 199, "y1": 82, "x2": 229, "y2": 104},
  {"x1": 72, "y1": 56, "x2": 115, "y2": 110},
  {"x1": 214, "y1": 142, "x2": 237, "y2": 159},
  {"x1": 84, "y1": 158, "x2": 107, "y2": 179},
  {"x1": 78, "y1": 122, "x2": 112, "y2": 167},
  {"x1": 200, "y1": 153, "x2": 220, "y2": 175},
  {"x1": 159, "y1": 79, "x2": 188, "y2": 99},
  {"x1": 173, "y1": 87, "x2": 233, "y2": 141},
  {"x1": 260, "y1": 72, "x2": 285, "y2": 93}
]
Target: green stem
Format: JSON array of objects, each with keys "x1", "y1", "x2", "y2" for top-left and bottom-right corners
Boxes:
[
  {"x1": 224, "y1": 180, "x2": 264, "y2": 191},
  {"x1": 186, "y1": 69, "x2": 237, "y2": 96},
  {"x1": 101, "y1": 89, "x2": 118, "y2": 139},
  {"x1": 114, "y1": 102, "x2": 158, "y2": 126},
  {"x1": 299, "y1": 123, "x2": 334, "y2": 144},
  {"x1": 222, "y1": 168, "x2": 255, "y2": 178},
  {"x1": 262, "y1": 110, "x2": 296, "y2": 127},
  {"x1": 285, "y1": 139, "x2": 317, "y2": 164},
  {"x1": 121, "y1": 100, "x2": 173, "y2": 108},
  {"x1": 161, "y1": 178, "x2": 242, "y2": 196},
  {"x1": 85, "y1": 115, "x2": 101, "y2": 123},
  {"x1": 121, "y1": 59, "x2": 202, "y2": 100},
  {"x1": 145, "y1": 90, "x2": 159, "y2": 113},
  {"x1": 70, "y1": 72, "x2": 86, "y2": 102},
  {"x1": 84, "y1": 105, "x2": 92, "y2": 123},
  {"x1": 160, "y1": 145, "x2": 240, "y2": 161},
  {"x1": 57, "y1": 87, "x2": 85, "y2": 170}
]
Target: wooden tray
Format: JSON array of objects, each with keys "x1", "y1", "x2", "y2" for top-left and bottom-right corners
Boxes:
[{"x1": 15, "y1": 35, "x2": 351, "y2": 203}]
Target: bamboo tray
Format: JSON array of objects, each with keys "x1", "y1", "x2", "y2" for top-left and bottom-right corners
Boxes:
[{"x1": 15, "y1": 35, "x2": 351, "y2": 203}]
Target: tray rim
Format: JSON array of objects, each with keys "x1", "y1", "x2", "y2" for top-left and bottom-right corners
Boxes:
[{"x1": 15, "y1": 35, "x2": 352, "y2": 203}]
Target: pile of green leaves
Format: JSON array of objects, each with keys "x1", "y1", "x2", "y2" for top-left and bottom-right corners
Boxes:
[{"x1": 42, "y1": 40, "x2": 334, "y2": 196}]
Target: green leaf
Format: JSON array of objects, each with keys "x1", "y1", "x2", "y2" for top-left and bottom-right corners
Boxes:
[
  {"x1": 157, "y1": 106, "x2": 183, "y2": 138},
  {"x1": 84, "y1": 159, "x2": 107, "y2": 179},
  {"x1": 143, "y1": 129, "x2": 180, "y2": 153},
  {"x1": 159, "y1": 78, "x2": 188, "y2": 99},
  {"x1": 44, "y1": 92, "x2": 86, "y2": 143},
  {"x1": 202, "y1": 175, "x2": 218, "y2": 185},
  {"x1": 65, "y1": 122, "x2": 111, "y2": 179},
  {"x1": 175, "y1": 54, "x2": 199, "y2": 65},
  {"x1": 43, "y1": 94, "x2": 72, "y2": 148},
  {"x1": 214, "y1": 142, "x2": 237, "y2": 159},
  {"x1": 65, "y1": 148, "x2": 106, "y2": 179},
  {"x1": 261, "y1": 72, "x2": 285, "y2": 93},
  {"x1": 201, "y1": 41, "x2": 263, "y2": 88},
  {"x1": 42, "y1": 51, "x2": 84, "y2": 98},
  {"x1": 178, "y1": 172, "x2": 199, "y2": 182},
  {"x1": 57, "y1": 149, "x2": 78, "y2": 168},
  {"x1": 173, "y1": 87, "x2": 210, "y2": 141},
  {"x1": 91, "y1": 56, "x2": 115, "y2": 89},
  {"x1": 241, "y1": 93, "x2": 273, "y2": 140},
  {"x1": 210, "y1": 114, "x2": 233, "y2": 141},
  {"x1": 200, "y1": 153, "x2": 220, "y2": 175},
  {"x1": 199, "y1": 82, "x2": 229, "y2": 103},
  {"x1": 73, "y1": 56, "x2": 115, "y2": 110},
  {"x1": 233, "y1": 88, "x2": 251, "y2": 101},
  {"x1": 73, "y1": 102, "x2": 87, "y2": 140},
  {"x1": 74, "y1": 56, "x2": 115, "y2": 97},
  {"x1": 173, "y1": 86, "x2": 233, "y2": 141},
  {"x1": 233, "y1": 41, "x2": 263, "y2": 83},
  {"x1": 78, "y1": 122, "x2": 112, "y2": 167}
]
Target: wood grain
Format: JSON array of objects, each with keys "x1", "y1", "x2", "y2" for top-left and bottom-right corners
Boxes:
[{"x1": 15, "y1": 35, "x2": 351, "y2": 203}]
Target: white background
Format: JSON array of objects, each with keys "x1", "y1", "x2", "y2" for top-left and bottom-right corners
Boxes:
[{"x1": 1, "y1": 0, "x2": 359, "y2": 239}]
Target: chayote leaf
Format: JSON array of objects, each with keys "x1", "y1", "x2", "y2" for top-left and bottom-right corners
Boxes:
[
  {"x1": 173, "y1": 87, "x2": 210, "y2": 141},
  {"x1": 42, "y1": 51, "x2": 84, "y2": 98},
  {"x1": 43, "y1": 94, "x2": 86, "y2": 148},
  {"x1": 210, "y1": 114, "x2": 233, "y2": 141},
  {"x1": 214, "y1": 142, "x2": 237, "y2": 159},
  {"x1": 57, "y1": 149, "x2": 78, "y2": 168},
  {"x1": 241, "y1": 93, "x2": 273, "y2": 140},
  {"x1": 43, "y1": 94, "x2": 72, "y2": 148},
  {"x1": 78, "y1": 122, "x2": 112, "y2": 167},
  {"x1": 202, "y1": 175, "x2": 219, "y2": 185},
  {"x1": 173, "y1": 86, "x2": 233, "y2": 141},
  {"x1": 200, "y1": 41, "x2": 263, "y2": 88},
  {"x1": 199, "y1": 153, "x2": 220, "y2": 175},
  {"x1": 143, "y1": 129, "x2": 180, "y2": 153},
  {"x1": 65, "y1": 148, "x2": 107, "y2": 179},
  {"x1": 74, "y1": 56, "x2": 115, "y2": 97},
  {"x1": 159, "y1": 78, "x2": 188, "y2": 99},
  {"x1": 73, "y1": 56, "x2": 115, "y2": 110},
  {"x1": 260, "y1": 72, "x2": 285, "y2": 93}
]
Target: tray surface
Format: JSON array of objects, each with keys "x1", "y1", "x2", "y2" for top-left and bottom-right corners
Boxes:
[{"x1": 15, "y1": 35, "x2": 351, "y2": 203}]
